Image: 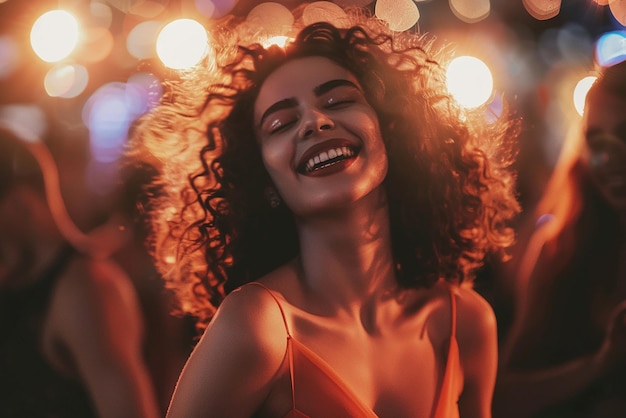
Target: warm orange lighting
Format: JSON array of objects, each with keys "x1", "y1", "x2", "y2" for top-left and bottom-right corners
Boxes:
[
  {"x1": 573, "y1": 76, "x2": 596, "y2": 116},
  {"x1": 446, "y1": 56, "x2": 494, "y2": 109},
  {"x1": 30, "y1": 10, "x2": 79, "y2": 63},
  {"x1": 375, "y1": 0, "x2": 420, "y2": 32},
  {"x1": 156, "y1": 19, "x2": 208, "y2": 69}
]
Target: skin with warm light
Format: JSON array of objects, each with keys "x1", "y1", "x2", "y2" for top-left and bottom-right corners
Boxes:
[
  {"x1": 584, "y1": 84, "x2": 626, "y2": 211},
  {"x1": 130, "y1": 13, "x2": 521, "y2": 418},
  {"x1": 0, "y1": 134, "x2": 161, "y2": 418}
]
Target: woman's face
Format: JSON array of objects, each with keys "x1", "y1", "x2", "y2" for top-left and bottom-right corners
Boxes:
[
  {"x1": 253, "y1": 56, "x2": 387, "y2": 217},
  {"x1": 584, "y1": 88, "x2": 626, "y2": 211}
]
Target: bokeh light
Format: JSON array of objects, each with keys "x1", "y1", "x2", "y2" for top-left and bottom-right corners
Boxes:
[
  {"x1": 375, "y1": 0, "x2": 420, "y2": 32},
  {"x1": 446, "y1": 56, "x2": 494, "y2": 109},
  {"x1": 3, "y1": 0, "x2": 626, "y2": 249},
  {"x1": 83, "y1": 83, "x2": 132, "y2": 162},
  {"x1": 120, "y1": 0, "x2": 168, "y2": 18},
  {"x1": 596, "y1": 31, "x2": 626, "y2": 67},
  {"x1": 485, "y1": 93, "x2": 504, "y2": 124},
  {"x1": 246, "y1": 2, "x2": 295, "y2": 35},
  {"x1": 127, "y1": 20, "x2": 162, "y2": 59},
  {"x1": 195, "y1": 0, "x2": 238, "y2": 18},
  {"x1": 126, "y1": 72, "x2": 163, "y2": 114},
  {"x1": 333, "y1": 0, "x2": 373, "y2": 6},
  {"x1": 44, "y1": 64, "x2": 89, "y2": 98},
  {"x1": 303, "y1": 2, "x2": 349, "y2": 27},
  {"x1": 0, "y1": 104, "x2": 47, "y2": 143},
  {"x1": 556, "y1": 23, "x2": 593, "y2": 64},
  {"x1": 81, "y1": 73, "x2": 160, "y2": 163},
  {"x1": 573, "y1": 75, "x2": 597, "y2": 116},
  {"x1": 449, "y1": 0, "x2": 490, "y2": 24},
  {"x1": 523, "y1": 0, "x2": 561, "y2": 20},
  {"x1": 609, "y1": 0, "x2": 626, "y2": 26},
  {"x1": 156, "y1": 19, "x2": 208, "y2": 69},
  {"x1": 89, "y1": 1, "x2": 114, "y2": 29},
  {"x1": 30, "y1": 10, "x2": 79, "y2": 63}
]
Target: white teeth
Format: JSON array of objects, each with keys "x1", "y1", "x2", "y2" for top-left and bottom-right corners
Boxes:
[{"x1": 305, "y1": 146, "x2": 355, "y2": 172}]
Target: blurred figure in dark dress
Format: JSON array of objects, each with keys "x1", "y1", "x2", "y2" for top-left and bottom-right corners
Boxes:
[{"x1": 0, "y1": 129, "x2": 161, "y2": 418}]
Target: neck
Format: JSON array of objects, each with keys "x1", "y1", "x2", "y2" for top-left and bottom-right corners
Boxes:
[{"x1": 295, "y1": 189, "x2": 397, "y2": 314}]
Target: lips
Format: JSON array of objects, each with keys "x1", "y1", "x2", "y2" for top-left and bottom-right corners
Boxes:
[{"x1": 296, "y1": 139, "x2": 360, "y2": 176}]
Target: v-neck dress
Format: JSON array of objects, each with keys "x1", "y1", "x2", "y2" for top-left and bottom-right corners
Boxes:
[{"x1": 248, "y1": 282, "x2": 461, "y2": 418}]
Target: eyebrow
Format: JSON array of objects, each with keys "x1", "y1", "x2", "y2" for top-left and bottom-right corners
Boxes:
[
  {"x1": 314, "y1": 79, "x2": 360, "y2": 96},
  {"x1": 258, "y1": 79, "x2": 361, "y2": 127}
]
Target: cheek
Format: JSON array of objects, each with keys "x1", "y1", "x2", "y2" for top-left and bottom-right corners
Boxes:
[{"x1": 260, "y1": 137, "x2": 293, "y2": 180}]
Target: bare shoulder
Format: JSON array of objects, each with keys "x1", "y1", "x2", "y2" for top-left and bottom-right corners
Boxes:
[
  {"x1": 453, "y1": 284, "x2": 497, "y2": 343},
  {"x1": 195, "y1": 261, "x2": 300, "y2": 363},
  {"x1": 451, "y1": 284, "x2": 499, "y2": 414},
  {"x1": 47, "y1": 255, "x2": 143, "y2": 346},
  {"x1": 216, "y1": 280, "x2": 289, "y2": 337},
  {"x1": 452, "y1": 284, "x2": 498, "y2": 390},
  {"x1": 167, "y1": 276, "x2": 292, "y2": 417},
  {"x1": 454, "y1": 285, "x2": 496, "y2": 323},
  {"x1": 52, "y1": 256, "x2": 140, "y2": 319}
]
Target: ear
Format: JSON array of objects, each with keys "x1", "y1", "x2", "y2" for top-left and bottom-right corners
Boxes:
[{"x1": 264, "y1": 186, "x2": 281, "y2": 208}]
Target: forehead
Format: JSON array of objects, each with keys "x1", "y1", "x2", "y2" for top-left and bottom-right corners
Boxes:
[
  {"x1": 585, "y1": 88, "x2": 626, "y2": 133},
  {"x1": 254, "y1": 56, "x2": 358, "y2": 117}
]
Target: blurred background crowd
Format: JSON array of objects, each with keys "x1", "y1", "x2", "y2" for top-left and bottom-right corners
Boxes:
[{"x1": 1, "y1": 0, "x2": 625, "y2": 417}]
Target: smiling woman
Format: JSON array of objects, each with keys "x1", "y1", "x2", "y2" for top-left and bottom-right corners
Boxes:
[
  {"x1": 254, "y1": 56, "x2": 387, "y2": 216},
  {"x1": 128, "y1": 6, "x2": 521, "y2": 418}
]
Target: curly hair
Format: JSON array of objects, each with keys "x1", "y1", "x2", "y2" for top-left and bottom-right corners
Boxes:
[{"x1": 129, "y1": 9, "x2": 520, "y2": 331}]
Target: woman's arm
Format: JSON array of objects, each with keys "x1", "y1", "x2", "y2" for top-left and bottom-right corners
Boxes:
[
  {"x1": 456, "y1": 287, "x2": 499, "y2": 418},
  {"x1": 166, "y1": 284, "x2": 289, "y2": 418},
  {"x1": 50, "y1": 257, "x2": 161, "y2": 418}
]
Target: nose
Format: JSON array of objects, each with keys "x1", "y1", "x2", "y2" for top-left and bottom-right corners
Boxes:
[{"x1": 299, "y1": 109, "x2": 334, "y2": 139}]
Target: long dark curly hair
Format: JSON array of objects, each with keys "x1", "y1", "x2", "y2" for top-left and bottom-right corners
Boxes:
[{"x1": 130, "y1": 10, "x2": 520, "y2": 330}]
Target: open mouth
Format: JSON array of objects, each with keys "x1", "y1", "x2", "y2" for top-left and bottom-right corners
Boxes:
[
  {"x1": 296, "y1": 140, "x2": 360, "y2": 175},
  {"x1": 301, "y1": 146, "x2": 357, "y2": 173}
]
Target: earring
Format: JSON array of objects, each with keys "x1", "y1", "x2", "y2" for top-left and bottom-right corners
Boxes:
[{"x1": 264, "y1": 186, "x2": 281, "y2": 209}]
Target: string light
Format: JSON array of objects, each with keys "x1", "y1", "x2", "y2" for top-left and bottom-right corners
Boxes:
[
  {"x1": 30, "y1": 10, "x2": 79, "y2": 63},
  {"x1": 375, "y1": 0, "x2": 420, "y2": 32},
  {"x1": 573, "y1": 75, "x2": 597, "y2": 116},
  {"x1": 4, "y1": 0, "x2": 624, "y2": 176},
  {"x1": 609, "y1": 0, "x2": 626, "y2": 26},
  {"x1": 522, "y1": 0, "x2": 561, "y2": 20},
  {"x1": 446, "y1": 56, "x2": 494, "y2": 109},
  {"x1": 449, "y1": 0, "x2": 490, "y2": 24}
]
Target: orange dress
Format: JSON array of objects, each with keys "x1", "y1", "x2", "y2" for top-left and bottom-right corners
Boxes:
[{"x1": 249, "y1": 282, "x2": 461, "y2": 418}]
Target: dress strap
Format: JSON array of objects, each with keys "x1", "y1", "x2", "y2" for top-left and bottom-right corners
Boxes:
[
  {"x1": 245, "y1": 282, "x2": 297, "y2": 411},
  {"x1": 448, "y1": 285, "x2": 457, "y2": 340},
  {"x1": 431, "y1": 284, "x2": 460, "y2": 418},
  {"x1": 246, "y1": 281, "x2": 292, "y2": 337}
]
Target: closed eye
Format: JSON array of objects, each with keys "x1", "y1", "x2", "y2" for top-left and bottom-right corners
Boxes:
[
  {"x1": 319, "y1": 83, "x2": 364, "y2": 110},
  {"x1": 264, "y1": 108, "x2": 299, "y2": 135},
  {"x1": 325, "y1": 98, "x2": 355, "y2": 109},
  {"x1": 269, "y1": 118, "x2": 297, "y2": 134}
]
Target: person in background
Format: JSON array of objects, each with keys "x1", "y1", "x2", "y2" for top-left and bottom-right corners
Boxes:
[
  {"x1": 130, "y1": 7, "x2": 521, "y2": 418},
  {"x1": 0, "y1": 129, "x2": 161, "y2": 418},
  {"x1": 111, "y1": 161, "x2": 196, "y2": 412},
  {"x1": 494, "y1": 59, "x2": 626, "y2": 418}
]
